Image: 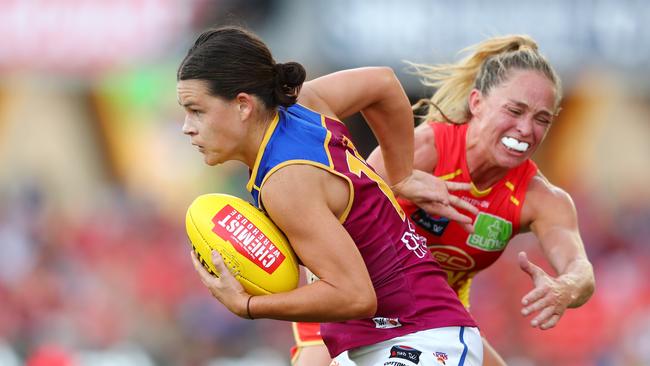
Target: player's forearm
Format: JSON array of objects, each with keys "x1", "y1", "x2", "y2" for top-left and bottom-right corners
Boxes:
[
  {"x1": 360, "y1": 71, "x2": 414, "y2": 185},
  {"x1": 247, "y1": 280, "x2": 377, "y2": 322},
  {"x1": 557, "y1": 257, "x2": 595, "y2": 308}
]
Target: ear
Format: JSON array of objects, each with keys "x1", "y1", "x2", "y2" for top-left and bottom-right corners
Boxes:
[
  {"x1": 234, "y1": 92, "x2": 255, "y2": 121},
  {"x1": 468, "y1": 89, "x2": 482, "y2": 117}
]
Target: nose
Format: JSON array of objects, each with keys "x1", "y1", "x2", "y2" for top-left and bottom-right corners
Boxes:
[
  {"x1": 516, "y1": 117, "x2": 534, "y2": 137},
  {"x1": 182, "y1": 115, "x2": 197, "y2": 135}
]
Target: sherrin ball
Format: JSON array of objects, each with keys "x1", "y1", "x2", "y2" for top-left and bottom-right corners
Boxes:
[{"x1": 186, "y1": 193, "x2": 299, "y2": 295}]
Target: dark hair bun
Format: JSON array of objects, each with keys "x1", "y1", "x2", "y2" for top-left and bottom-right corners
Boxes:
[{"x1": 274, "y1": 62, "x2": 306, "y2": 107}]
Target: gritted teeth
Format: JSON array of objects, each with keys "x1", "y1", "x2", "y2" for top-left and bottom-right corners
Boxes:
[{"x1": 501, "y1": 136, "x2": 529, "y2": 152}]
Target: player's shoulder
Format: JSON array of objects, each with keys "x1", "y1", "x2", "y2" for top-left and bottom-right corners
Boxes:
[
  {"x1": 414, "y1": 121, "x2": 436, "y2": 143},
  {"x1": 260, "y1": 164, "x2": 348, "y2": 232},
  {"x1": 527, "y1": 173, "x2": 572, "y2": 200},
  {"x1": 523, "y1": 173, "x2": 577, "y2": 222}
]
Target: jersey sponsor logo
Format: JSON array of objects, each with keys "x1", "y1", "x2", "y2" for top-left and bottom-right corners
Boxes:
[
  {"x1": 461, "y1": 196, "x2": 490, "y2": 209},
  {"x1": 212, "y1": 205, "x2": 286, "y2": 273},
  {"x1": 466, "y1": 213, "x2": 512, "y2": 252},
  {"x1": 373, "y1": 317, "x2": 402, "y2": 329},
  {"x1": 429, "y1": 246, "x2": 476, "y2": 271},
  {"x1": 389, "y1": 345, "x2": 422, "y2": 364},
  {"x1": 382, "y1": 362, "x2": 407, "y2": 366},
  {"x1": 410, "y1": 208, "x2": 449, "y2": 236}
]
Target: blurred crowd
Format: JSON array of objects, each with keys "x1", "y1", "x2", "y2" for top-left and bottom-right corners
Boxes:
[{"x1": 0, "y1": 181, "x2": 292, "y2": 366}]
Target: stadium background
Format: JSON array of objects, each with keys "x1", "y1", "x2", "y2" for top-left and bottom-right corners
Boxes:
[{"x1": 1, "y1": 0, "x2": 649, "y2": 365}]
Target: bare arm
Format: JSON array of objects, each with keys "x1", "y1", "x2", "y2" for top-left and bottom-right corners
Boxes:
[
  {"x1": 254, "y1": 165, "x2": 376, "y2": 321},
  {"x1": 518, "y1": 175, "x2": 595, "y2": 329},
  {"x1": 259, "y1": 165, "x2": 379, "y2": 321},
  {"x1": 192, "y1": 165, "x2": 376, "y2": 322},
  {"x1": 367, "y1": 122, "x2": 477, "y2": 230},
  {"x1": 299, "y1": 67, "x2": 414, "y2": 186}
]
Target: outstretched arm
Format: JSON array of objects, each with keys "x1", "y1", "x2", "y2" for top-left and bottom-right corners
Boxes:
[{"x1": 519, "y1": 176, "x2": 595, "y2": 329}]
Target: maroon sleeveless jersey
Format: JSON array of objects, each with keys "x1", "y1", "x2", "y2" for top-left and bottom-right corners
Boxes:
[{"x1": 247, "y1": 104, "x2": 476, "y2": 357}]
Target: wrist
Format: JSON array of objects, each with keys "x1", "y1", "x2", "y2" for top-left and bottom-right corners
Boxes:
[
  {"x1": 245, "y1": 295, "x2": 254, "y2": 319},
  {"x1": 557, "y1": 274, "x2": 580, "y2": 307},
  {"x1": 389, "y1": 174, "x2": 411, "y2": 196}
]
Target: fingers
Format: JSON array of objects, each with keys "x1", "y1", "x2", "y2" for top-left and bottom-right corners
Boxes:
[
  {"x1": 191, "y1": 250, "x2": 218, "y2": 285},
  {"x1": 522, "y1": 285, "x2": 548, "y2": 307},
  {"x1": 211, "y1": 250, "x2": 237, "y2": 278},
  {"x1": 530, "y1": 306, "x2": 558, "y2": 328},
  {"x1": 448, "y1": 195, "x2": 479, "y2": 215},
  {"x1": 518, "y1": 251, "x2": 544, "y2": 280},
  {"x1": 461, "y1": 222, "x2": 475, "y2": 234},
  {"x1": 521, "y1": 288, "x2": 549, "y2": 314},
  {"x1": 424, "y1": 203, "x2": 472, "y2": 225},
  {"x1": 539, "y1": 314, "x2": 561, "y2": 330},
  {"x1": 444, "y1": 181, "x2": 473, "y2": 192}
]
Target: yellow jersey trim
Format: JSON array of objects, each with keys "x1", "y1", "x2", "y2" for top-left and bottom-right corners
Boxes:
[
  {"x1": 259, "y1": 160, "x2": 354, "y2": 224},
  {"x1": 439, "y1": 168, "x2": 463, "y2": 181},
  {"x1": 470, "y1": 182, "x2": 492, "y2": 197},
  {"x1": 456, "y1": 276, "x2": 473, "y2": 309},
  {"x1": 321, "y1": 115, "x2": 334, "y2": 169},
  {"x1": 246, "y1": 113, "x2": 280, "y2": 192}
]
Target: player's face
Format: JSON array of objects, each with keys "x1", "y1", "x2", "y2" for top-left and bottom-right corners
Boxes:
[
  {"x1": 471, "y1": 69, "x2": 556, "y2": 168},
  {"x1": 177, "y1": 79, "x2": 245, "y2": 166}
]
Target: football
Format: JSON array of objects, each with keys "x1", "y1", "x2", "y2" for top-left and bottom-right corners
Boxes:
[{"x1": 185, "y1": 193, "x2": 300, "y2": 295}]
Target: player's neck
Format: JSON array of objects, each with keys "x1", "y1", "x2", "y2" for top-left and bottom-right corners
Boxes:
[
  {"x1": 466, "y1": 147, "x2": 509, "y2": 190},
  {"x1": 243, "y1": 110, "x2": 278, "y2": 169}
]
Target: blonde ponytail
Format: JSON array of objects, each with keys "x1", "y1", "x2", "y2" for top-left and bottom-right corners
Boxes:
[{"x1": 407, "y1": 35, "x2": 561, "y2": 124}]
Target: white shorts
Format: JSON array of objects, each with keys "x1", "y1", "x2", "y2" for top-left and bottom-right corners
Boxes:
[{"x1": 331, "y1": 326, "x2": 482, "y2": 366}]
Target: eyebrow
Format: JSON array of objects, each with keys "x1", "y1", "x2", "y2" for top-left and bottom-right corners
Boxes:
[
  {"x1": 509, "y1": 100, "x2": 553, "y2": 116},
  {"x1": 178, "y1": 99, "x2": 197, "y2": 108}
]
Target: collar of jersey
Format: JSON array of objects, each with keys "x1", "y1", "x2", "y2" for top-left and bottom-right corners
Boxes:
[{"x1": 246, "y1": 112, "x2": 280, "y2": 192}]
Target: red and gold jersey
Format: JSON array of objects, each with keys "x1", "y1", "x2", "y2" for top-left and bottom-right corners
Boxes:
[{"x1": 400, "y1": 122, "x2": 538, "y2": 307}]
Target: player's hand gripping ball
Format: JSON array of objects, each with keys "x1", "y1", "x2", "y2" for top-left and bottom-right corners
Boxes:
[{"x1": 186, "y1": 193, "x2": 299, "y2": 295}]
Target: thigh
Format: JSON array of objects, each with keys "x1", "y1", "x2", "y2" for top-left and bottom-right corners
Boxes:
[{"x1": 347, "y1": 327, "x2": 483, "y2": 366}]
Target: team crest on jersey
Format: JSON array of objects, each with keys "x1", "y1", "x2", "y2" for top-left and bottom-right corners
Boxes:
[
  {"x1": 466, "y1": 213, "x2": 512, "y2": 251},
  {"x1": 434, "y1": 351, "x2": 448, "y2": 365},
  {"x1": 410, "y1": 208, "x2": 449, "y2": 236},
  {"x1": 429, "y1": 246, "x2": 476, "y2": 271}
]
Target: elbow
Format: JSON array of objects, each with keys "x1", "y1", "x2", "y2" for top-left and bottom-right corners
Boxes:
[
  {"x1": 344, "y1": 287, "x2": 377, "y2": 319},
  {"x1": 361, "y1": 293, "x2": 378, "y2": 318},
  {"x1": 373, "y1": 66, "x2": 399, "y2": 90}
]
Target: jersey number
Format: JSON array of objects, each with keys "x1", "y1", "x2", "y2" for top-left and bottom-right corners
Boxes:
[{"x1": 345, "y1": 150, "x2": 405, "y2": 221}]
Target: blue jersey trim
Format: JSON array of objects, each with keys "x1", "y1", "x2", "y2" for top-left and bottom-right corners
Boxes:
[{"x1": 247, "y1": 104, "x2": 334, "y2": 208}]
